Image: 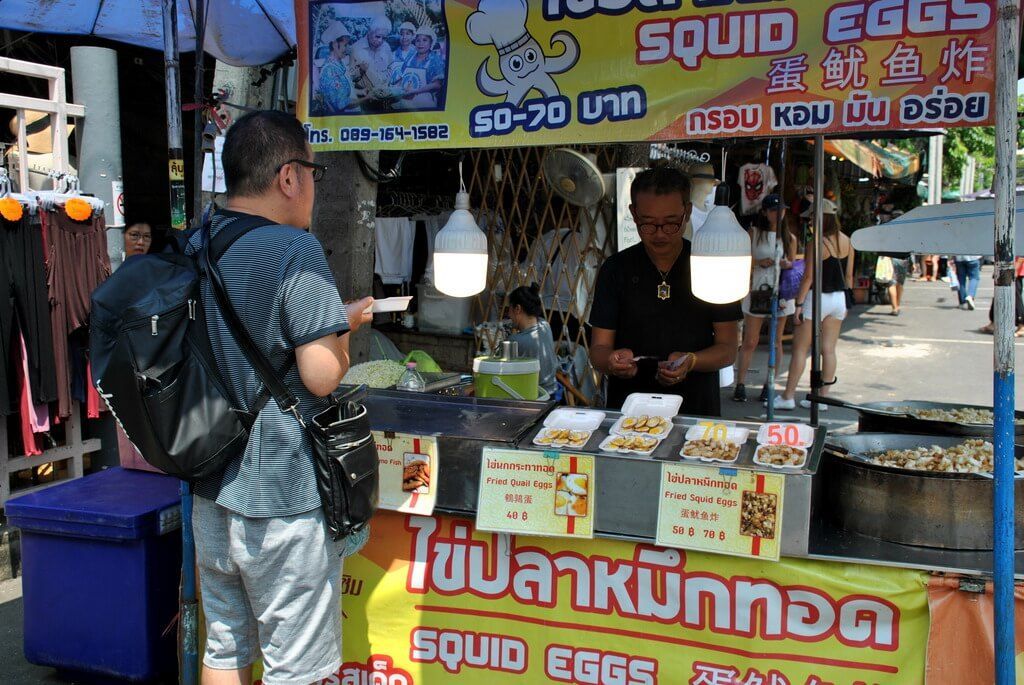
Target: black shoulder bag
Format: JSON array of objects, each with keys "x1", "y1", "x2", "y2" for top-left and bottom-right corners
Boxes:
[{"x1": 202, "y1": 222, "x2": 379, "y2": 539}]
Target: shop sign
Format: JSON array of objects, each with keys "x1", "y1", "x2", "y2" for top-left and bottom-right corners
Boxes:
[
  {"x1": 295, "y1": 0, "x2": 997, "y2": 150},
  {"x1": 111, "y1": 180, "x2": 125, "y2": 226},
  {"x1": 656, "y1": 462, "x2": 786, "y2": 561},
  {"x1": 249, "y1": 511, "x2": 931, "y2": 684},
  {"x1": 201, "y1": 136, "x2": 226, "y2": 194},
  {"x1": 476, "y1": 447, "x2": 595, "y2": 539},
  {"x1": 616, "y1": 168, "x2": 641, "y2": 253},
  {"x1": 373, "y1": 431, "x2": 438, "y2": 516}
]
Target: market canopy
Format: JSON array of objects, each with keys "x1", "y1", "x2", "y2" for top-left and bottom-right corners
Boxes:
[
  {"x1": 0, "y1": 0, "x2": 294, "y2": 67},
  {"x1": 820, "y1": 139, "x2": 921, "y2": 182},
  {"x1": 296, "y1": 0, "x2": 999, "y2": 151},
  {"x1": 852, "y1": 197, "x2": 1024, "y2": 256}
]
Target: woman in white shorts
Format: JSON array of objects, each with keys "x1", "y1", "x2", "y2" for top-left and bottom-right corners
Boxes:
[
  {"x1": 771, "y1": 199, "x2": 854, "y2": 411},
  {"x1": 733, "y1": 194, "x2": 797, "y2": 402}
]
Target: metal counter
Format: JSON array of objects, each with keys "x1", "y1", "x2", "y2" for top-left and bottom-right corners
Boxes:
[{"x1": 366, "y1": 391, "x2": 1012, "y2": 577}]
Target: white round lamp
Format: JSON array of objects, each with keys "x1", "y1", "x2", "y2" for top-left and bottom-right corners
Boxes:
[
  {"x1": 432, "y1": 190, "x2": 488, "y2": 297},
  {"x1": 690, "y1": 205, "x2": 751, "y2": 304}
]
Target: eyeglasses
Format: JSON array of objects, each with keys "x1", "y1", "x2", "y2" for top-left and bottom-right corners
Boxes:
[
  {"x1": 637, "y1": 222, "x2": 683, "y2": 236},
  {"x1": 280, "y1": 159, "x2": 327, "y2": 182},
  {"x1": 125, "y1": 232, "x2": 152, "y2": 242}
]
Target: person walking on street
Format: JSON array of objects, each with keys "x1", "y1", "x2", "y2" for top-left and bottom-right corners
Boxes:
[
  {"x1": 186, "y1": 111, "x2": 374, "y2": 685},
  {"x1": 981, "y1": 256, "x2": 1024, "y2": 336},
  {"x1": 955, "y1": 254, "x2": 982, "y2": 310},
  {"x1": 733, "y1": 194, "x2": 796, "y2": 402},
  {"x1": 769, "y1": 199, "x2": 854, "y2": 411}
]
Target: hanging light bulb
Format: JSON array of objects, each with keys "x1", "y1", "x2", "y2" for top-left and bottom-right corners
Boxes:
[
  {"x1": 433, "y1": 162, "x2": 488, "y2": 297},
  {"x1": 690, "y1": 190, "x2": 751, "y2": 304}
]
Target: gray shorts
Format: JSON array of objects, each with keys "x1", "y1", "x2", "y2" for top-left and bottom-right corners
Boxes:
[{"x1": 193, "y1": 496, "x2": 346, "y2": 685}]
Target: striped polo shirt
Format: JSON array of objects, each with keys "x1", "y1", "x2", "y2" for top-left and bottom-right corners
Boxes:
[{"x1": 185, "y1": 210, "x2": 349, "y2": 517}]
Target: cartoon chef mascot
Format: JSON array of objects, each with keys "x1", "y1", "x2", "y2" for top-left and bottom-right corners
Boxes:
[{"x1": 467, "y1": 0, "x2": 580, "y2": 106}]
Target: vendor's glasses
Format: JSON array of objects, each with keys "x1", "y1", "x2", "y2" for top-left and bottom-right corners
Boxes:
[
  {"x1": 637, "y1": 222, "x2": 683, "y2": 236},
  {"x1": 281, "y1": 159, "x2": 327, "y2": 182}
]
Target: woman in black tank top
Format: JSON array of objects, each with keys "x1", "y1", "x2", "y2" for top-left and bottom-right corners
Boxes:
[{"x1": 767, "y1": 207, "x2": 854, "y2": 411}]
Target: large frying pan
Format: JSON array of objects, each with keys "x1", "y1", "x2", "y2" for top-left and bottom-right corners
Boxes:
[
  {"x1": 806, "y1": 395, "x2": 1024, "y2": 437},
  {"x1": 822, "y1": 433, "x2": 1024, "y2": 550}
]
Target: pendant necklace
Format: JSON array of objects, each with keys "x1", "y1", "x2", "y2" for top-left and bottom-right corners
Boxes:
[
  {"x1": 657, "y1": 267, "x2": 672, "y2": 301},
  {"x1": 654, "y1": 253, "x2": 680, "y2": 301}
]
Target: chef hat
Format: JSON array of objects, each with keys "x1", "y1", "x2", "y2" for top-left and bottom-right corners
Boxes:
[
  {"x1": 322, "y1": 21, "x2": 351, "y2": 45},
  {"x1": 369, "y1": 16, "x2": 393, "y2": 34},
  {"x1": 414, "y1": 25, "x2": 437, "y2": 43},
  {"x1": 467, "y1": 0, "x2": 531, "y2": 55},
  {"x1": 399, "y1": 22, "x2": 416, "y2": 33}
]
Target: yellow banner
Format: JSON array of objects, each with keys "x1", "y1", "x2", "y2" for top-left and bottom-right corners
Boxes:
[
  {"x1": 295, "y1": 0, "x2": 997, "y2": 150},
  {"x1": 255, "y1": 510, "x2": 929, "y2": 685}
]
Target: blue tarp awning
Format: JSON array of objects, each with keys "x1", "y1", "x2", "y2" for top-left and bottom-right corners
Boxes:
[{"x1": 0, "y1": 0, "x2": 294, "y2": 67}]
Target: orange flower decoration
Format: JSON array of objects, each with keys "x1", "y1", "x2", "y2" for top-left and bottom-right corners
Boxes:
[
  {"x1": 64, "y1": 197, "x2": 93, "y2": 222},
  {"x1": 0, "y1": 196, "x2": 23, "y2": 222}
]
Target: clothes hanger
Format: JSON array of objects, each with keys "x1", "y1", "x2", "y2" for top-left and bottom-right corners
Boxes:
[
  {"x1": 34, "y1": 172, "x2": 105, "y2": 213},
  {"x1": 0, "y1": 167, "x2": 38, "y2": 213}
]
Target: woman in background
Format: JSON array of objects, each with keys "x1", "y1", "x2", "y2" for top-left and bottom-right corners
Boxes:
[
  {"x1": 123, "y1": 222, "x2": 152, "y2": 259},
  {"x1": 771, "y1": 199, "x2": 854, "y2": 412},
  {"x1": 733, "y1": 194, "x2": 796, "y2": 402},
  {"x1": 508, "y1": 284, "x2": 558, "y2": 397}
]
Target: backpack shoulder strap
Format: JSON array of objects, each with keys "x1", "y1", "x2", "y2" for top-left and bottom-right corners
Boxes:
[
  {"x1": 203, "y1": 213, "x2": 300, "y2": 422},
  {"x1": 208, "y1": 213, "x2": 276, "y2": 262}
]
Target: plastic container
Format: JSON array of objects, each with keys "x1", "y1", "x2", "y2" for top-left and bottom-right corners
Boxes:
[
  {"x1": 533, "y1": 408, "x2": 607, "y2": 448},
  {"x1": 610, "y1": 393, "x2": 684, "y2": 440},
  {"x1": 473, "y1": 356, "x2": 540, "y2": 400},
  {"x1": 417, "y1": 281, "x2": 473, "y2": 334},
  {"x1": 396, "y1": 362, "x2": 426, "y2": 392},
  {"x1": 5, "y1": 468, "x2": 183, "y2": 682}
]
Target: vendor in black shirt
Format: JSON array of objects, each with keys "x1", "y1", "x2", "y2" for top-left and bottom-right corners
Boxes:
[{"x1": 589, "y1": 165, "x2": 742, "y2": 416}]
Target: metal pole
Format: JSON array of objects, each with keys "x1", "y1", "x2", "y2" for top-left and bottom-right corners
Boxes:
[
  {"x1": 163, "y1": 0, "x2": 187, "y2": 231},
  {"x1": 993, "y1": 0, "x2": 1019, "y2": 680},
  {"x1": 766, "y1": 137, "x2": 788, "y2": 421},
  {"x1": 161, "y1": 2, "x2": 197, "y2": 684},
  {"x1": 69, "y1": 47, "x2": 125, "y2": 269},
  {"x1": 192, "y1": 0, "x2": 207, "y2": 227},
  {"x1": 810, "y1": 136, "x2": 824, "y2": 427}
]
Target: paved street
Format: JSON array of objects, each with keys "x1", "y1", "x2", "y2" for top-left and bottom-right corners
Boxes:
[
  {"x1": 720, "y1": 265, "x2": 1024, "y2": 428},
  {"x1": 1, "y1": 269, "x2": 1022, "y2": 683}
]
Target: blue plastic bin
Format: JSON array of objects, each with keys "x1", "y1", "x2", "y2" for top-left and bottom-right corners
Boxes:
[{"x1": 6, "y1": 467, "x2": 182, "y2": 682}]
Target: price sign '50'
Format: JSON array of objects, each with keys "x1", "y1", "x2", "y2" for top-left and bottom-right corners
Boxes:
[{"x1": 767, "y1": 424, "x2": 802, "y2": 446}]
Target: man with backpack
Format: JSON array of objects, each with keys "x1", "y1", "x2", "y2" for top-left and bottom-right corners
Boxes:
[{"x1": 186, "y1": 110, "x2": 373, "y2": 685}]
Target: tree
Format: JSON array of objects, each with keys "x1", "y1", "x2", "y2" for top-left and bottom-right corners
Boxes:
[{"x1": 943, "y1": 96, "x2": 1024, "y2": 192}]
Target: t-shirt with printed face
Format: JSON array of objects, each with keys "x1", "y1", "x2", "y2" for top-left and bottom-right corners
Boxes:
[
  {"x1": 738, "y1": 164, "x2": 778, "y2": 216},
  {"x1": 185, "y1": 210, "x2": 350, "y2": 518}
]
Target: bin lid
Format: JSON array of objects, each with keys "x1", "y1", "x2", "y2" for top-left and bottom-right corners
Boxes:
[{"x1": 6, "y1": 467, "x2": 182, "y2": 540}]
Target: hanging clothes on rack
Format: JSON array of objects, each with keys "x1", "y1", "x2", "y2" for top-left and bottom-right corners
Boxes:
[
  {"x1": 1, "y1": 207, "x2": 58, "y2": 416},
  {"x1": 40, "y1": 204, "x2": 111, "y2": 418},
  {"x1": 374, "y1": 217, "x2": 414, "y2": 285}
]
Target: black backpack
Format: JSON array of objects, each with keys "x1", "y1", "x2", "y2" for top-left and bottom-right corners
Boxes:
[{"x1": 89, "y1": 215, "x2": 274, "y2": 480}]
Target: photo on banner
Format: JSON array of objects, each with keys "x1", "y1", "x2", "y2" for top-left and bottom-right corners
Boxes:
[{"x1": 308, "y1": 0, "x2": 450, "y2": 116}]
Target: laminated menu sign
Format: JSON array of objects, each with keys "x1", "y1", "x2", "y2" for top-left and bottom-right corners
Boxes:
[
  {"x1": 372, "y1": 431, "x2": 438, "y2": 516},
  {"x1": 476, "y1": 447, "x2": 595, "y2": 539},
  {"x1": 656, "y1": 463, "x2": 785, "y2": 561}
]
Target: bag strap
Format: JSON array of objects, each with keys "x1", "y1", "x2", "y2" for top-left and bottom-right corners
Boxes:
[{"x1": 202, "y1": 214, "x2": 305, "y2": 426}]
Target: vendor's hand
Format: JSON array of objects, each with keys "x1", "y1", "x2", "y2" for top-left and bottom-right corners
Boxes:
[
  {"x1": 608, "y1": 348, "x2": 638, "y2": 379},
  {"x1": 346, "y1": 297, "x2": 375, "y2": 332},
  {"x1": 657, "y1": 352, "x2": 695, "y2": 386}
]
